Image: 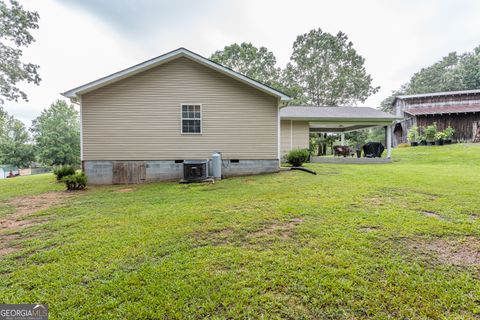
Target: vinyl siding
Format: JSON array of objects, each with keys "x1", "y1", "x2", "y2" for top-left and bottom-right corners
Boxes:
[
  {"x1": 81, "y1": 57, "x2": 279, "y2": 160},
  {"x1": 280, "y1": 120, "x2": 310, "y2": 156}
]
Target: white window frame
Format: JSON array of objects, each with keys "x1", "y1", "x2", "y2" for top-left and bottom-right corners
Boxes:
[{"x1": 180, "y1": 103, "x2": 202, "y2": 134}]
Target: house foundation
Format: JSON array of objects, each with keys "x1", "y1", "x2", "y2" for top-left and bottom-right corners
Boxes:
[{"x1": 84, "y1": 159, "x2": 279, "y2": 185}]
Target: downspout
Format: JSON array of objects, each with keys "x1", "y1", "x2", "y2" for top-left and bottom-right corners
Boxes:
[
  {"x1": 78, "y1": 95, "x2": 83, "y2": 163},
  {"x1": 277, "y1": 103, "x2": 281, "y2": 162}
]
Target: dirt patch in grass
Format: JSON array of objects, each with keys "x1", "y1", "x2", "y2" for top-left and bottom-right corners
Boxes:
[
  {"x1": 0, "y1": 246, "x2": 18, "y2": 256},
  {"x1": 3, "y1": 191, "x2": 73, "y2": 221},
  {"x1": 203, "y1": 228, "x2": 235, "y2": 245},
  {"x1": 115, "y1": 188, "x2": 135, "y2": 193},
  {"x1": 359, "y1": 226, "x2": 381, "y2": 232},
  {"x1": 1, "y1": 218, "x2": 49, "y2": 229},
  {"x1": 247, "y1": 218, "x2": 303, "y2": 240},
  {"x1": 410, "y1": 237, "x2": 480, "y2": 267},
  {"x1": 0, "y1": 233, "x2": 21, "y2": 257},
  {"x1": 415, "y1": 191, "x2": 440, "y2": 200},
  {"x1": 363, "y1": 196, "x2": 385, "y2": 206},
  {"x1": 422, "y1": 210, "x2": 441, "y2": 219},
  {"x1": 195, "y1": 218, "x2": 304, "y2": 247},
  {"x1": 0, "y1": 191, "x2": 73, "y2": 256}
]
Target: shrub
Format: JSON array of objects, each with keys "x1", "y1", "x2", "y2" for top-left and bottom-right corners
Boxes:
[
  {"x1": 435, "y1": 131, "x2": 447, "y2": 141},
  {"x1": 397, "y1": 143, "x2": 410, "y2": 148},
  {"x1": 407, "y1": 125, "x2": 419, "y2": 143},
  {"x1": 444, "y1": 126, "x2": 455, "y2": 139},
  {"x1": 62, "y1": 172, "x2": 87, "y2": 190},
  {"x1": 285, "y1": 148, "x2": 310, "y2": 167},
  {"x1": 53, "y1": 165, "x2": 76, "y2": 181},
  {"x1": 424, "y1": 123, "x2": 437, "y2": 142}
]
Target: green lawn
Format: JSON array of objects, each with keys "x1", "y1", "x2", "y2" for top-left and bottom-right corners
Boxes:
[{"x1": 1, "y1": 144, "x2": 479, "y2": 319}]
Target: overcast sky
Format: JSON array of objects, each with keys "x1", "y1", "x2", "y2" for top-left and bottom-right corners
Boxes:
[{"x1": 4, "y1": 0, "x2": 480, "y2": 125}]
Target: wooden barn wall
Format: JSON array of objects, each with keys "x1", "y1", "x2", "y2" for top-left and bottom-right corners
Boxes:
[
  {"x1": 404, "y1": 93, "x2": 480, "y2": 107},
  {"x1": 416, "y1": 113, "x2": 480, "y2": 142},
  {"x1": 394, "y1": 117, "x2": 416, "y2": 146}
]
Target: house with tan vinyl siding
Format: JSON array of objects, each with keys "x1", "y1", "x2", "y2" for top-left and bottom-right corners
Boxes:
[
  {"x1": 280, "y1": 120, "x2": 310, "y2": 156},
  {"x1": 63, "y1": 48, "x2": 291, "y2": 184}
]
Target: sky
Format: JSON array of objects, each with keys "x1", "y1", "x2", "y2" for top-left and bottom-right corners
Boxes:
[{"x1": 4, "y1": 0, "x2": 480, "y2": 125}]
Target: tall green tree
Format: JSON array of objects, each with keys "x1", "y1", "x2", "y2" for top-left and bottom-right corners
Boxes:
[
  {"x1": 0, "y1": 106, "x2": 7, "y2": 136},
  {"x1": 30, "y1": 100, "x2": 80, "y2": 166},
  {"x1": 454, "y1": 46, "x2": 480, "y2": 89},
  {"x1": 407, "y1": 52, "x2": 463, "y2": 94},
  {"x1": 0, "y1": 0, "x2": 41, "y2": 104},
  {"x1": 285, "y1": 28, "x2": 379, "y2": 106},
  {"x1": 0, "y1": 107, "x2": 34, "y2": 167},
  {"x1": 210, "y1": 42, "x2": 282, "y2": 88},
  {"x1": 381, "y1": 46, "x2": 480, "y2": 112}
]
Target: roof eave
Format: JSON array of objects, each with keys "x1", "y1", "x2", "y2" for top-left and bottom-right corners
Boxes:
[
  {"x1": 280, "y1": 116, "x2": 401, "y2": 122},
  {"x1": 62, "y1": 48, "x2": 291, "y2": 102}
]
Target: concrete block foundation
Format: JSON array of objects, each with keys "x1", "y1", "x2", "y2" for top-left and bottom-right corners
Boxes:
[{"x1": 84, "y1": 159, "x2": 279, "y2": 185}]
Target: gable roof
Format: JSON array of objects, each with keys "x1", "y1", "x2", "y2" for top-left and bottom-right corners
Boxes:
[
  {"x1": 280, "y1": 106, "x2": 400, "y2": 121},
  {"x1": 392, "y1": 89, "x2": 480, "y2": 105},
  {"x1": 62, "y1": 47, "x2": 291, "y2": 102}
]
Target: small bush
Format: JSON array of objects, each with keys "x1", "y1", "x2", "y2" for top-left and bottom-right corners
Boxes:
[
  {"x1": 444, "y1": 126, "x2": 455, "y2": 139},
  {"x1": 435, "y1": 131, "x2": 447, "y2": 141},
  {"x1": 285, "y1": 148, "x2": 310, "y2": 167},
  {"x1": 397, "y1": 143, "x2": 410, "y2": 148},
  {"x1": 407, "y1": 125, "x2": 419, "y2": 143},
  {"x1": 62, "y1": 172, "x2": 87, "y2": 190},
  {"x1": 53, "y1": 165, "x2": 76, "y2": 181},
  {"x1": 424, "y1": 123, "x2": 437, "y2": 142}
]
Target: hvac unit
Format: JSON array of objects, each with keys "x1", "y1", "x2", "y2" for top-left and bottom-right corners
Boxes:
[{"x1": 182, "y1": 160, "x2": 208, "y2": 182}]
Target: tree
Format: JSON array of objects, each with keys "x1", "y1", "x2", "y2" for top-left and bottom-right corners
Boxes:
[
  {"x1": 30, "y1": 100, "x2": 80, "y2": 166},
  {"x1": 454, "y1": 46, "x2": 480, "y2": 89},
  {"x1": 0, "y1": 106, "x2": 7, "y2": 136},
  {"x1": 210, "y1": 43, "x2": 282, "y2": 88},
  {"x1": 0, "y1": 0, "x2": 41, "y2": 104},
  {"x1": 407, "y1": 52, "x2": 463, "y2": 94},
  {"x1": 285, "y1": 28, "x2": 379, "y2": 106},
  {"x1": 380, "y1": 46, "x2": 480, "y2": 112},
  {"x1": 0, "y1": 107, "x2": 34, "y2": 167}
]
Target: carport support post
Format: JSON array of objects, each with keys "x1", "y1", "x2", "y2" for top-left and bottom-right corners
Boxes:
[
  {"x1": 341, "y1": 132, "x2": 345, "y2": 145},
  {"x1": 386, "y1": 125, "x2": 392, "y2": 158}
]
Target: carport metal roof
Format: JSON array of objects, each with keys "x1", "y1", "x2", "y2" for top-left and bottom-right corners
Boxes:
[{"x1": 280, "y1": 106, "x2": 401, "y2": 132}]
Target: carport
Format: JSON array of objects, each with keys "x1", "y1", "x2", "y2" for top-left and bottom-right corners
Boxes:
[{"x1": 279, "y1": 106, "x2": 401, "y2": 162}]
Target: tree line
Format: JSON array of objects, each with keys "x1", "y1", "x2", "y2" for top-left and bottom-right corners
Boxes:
[
  {"x1": 381, "y1": 46, "x2": 480, "y2": 112},
  {"x1": 210, "y1": 29, "x2": 379, "y2": 106},
  {"x1": 0, "y1": 100, "x2": 80, "y2": 168}
]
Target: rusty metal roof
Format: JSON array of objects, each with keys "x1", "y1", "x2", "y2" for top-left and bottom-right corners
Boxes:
[
  {"x1": 396, "y1": 89, "x2": 480, "y2": 100},
  {"x1": 404, "y1": 104, "x2": 480, "y2": 115}
]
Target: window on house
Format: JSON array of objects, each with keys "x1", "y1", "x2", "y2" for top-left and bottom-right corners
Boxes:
[{"x1": 181, "y1": 104, "x2": 202, "y2": 134}]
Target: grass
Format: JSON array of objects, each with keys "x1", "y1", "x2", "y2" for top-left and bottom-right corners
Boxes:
[{"x1": 1, "y1": 144, "x2": 479, "y2": 319}]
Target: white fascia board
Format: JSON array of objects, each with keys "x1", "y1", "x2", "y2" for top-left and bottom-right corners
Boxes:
[
  {"x1": 280, "y1": 117, "x2": 400, "y2": 122},
  {"x1": 62, "y1": 48, "x2": 291, "y2": 101}
]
